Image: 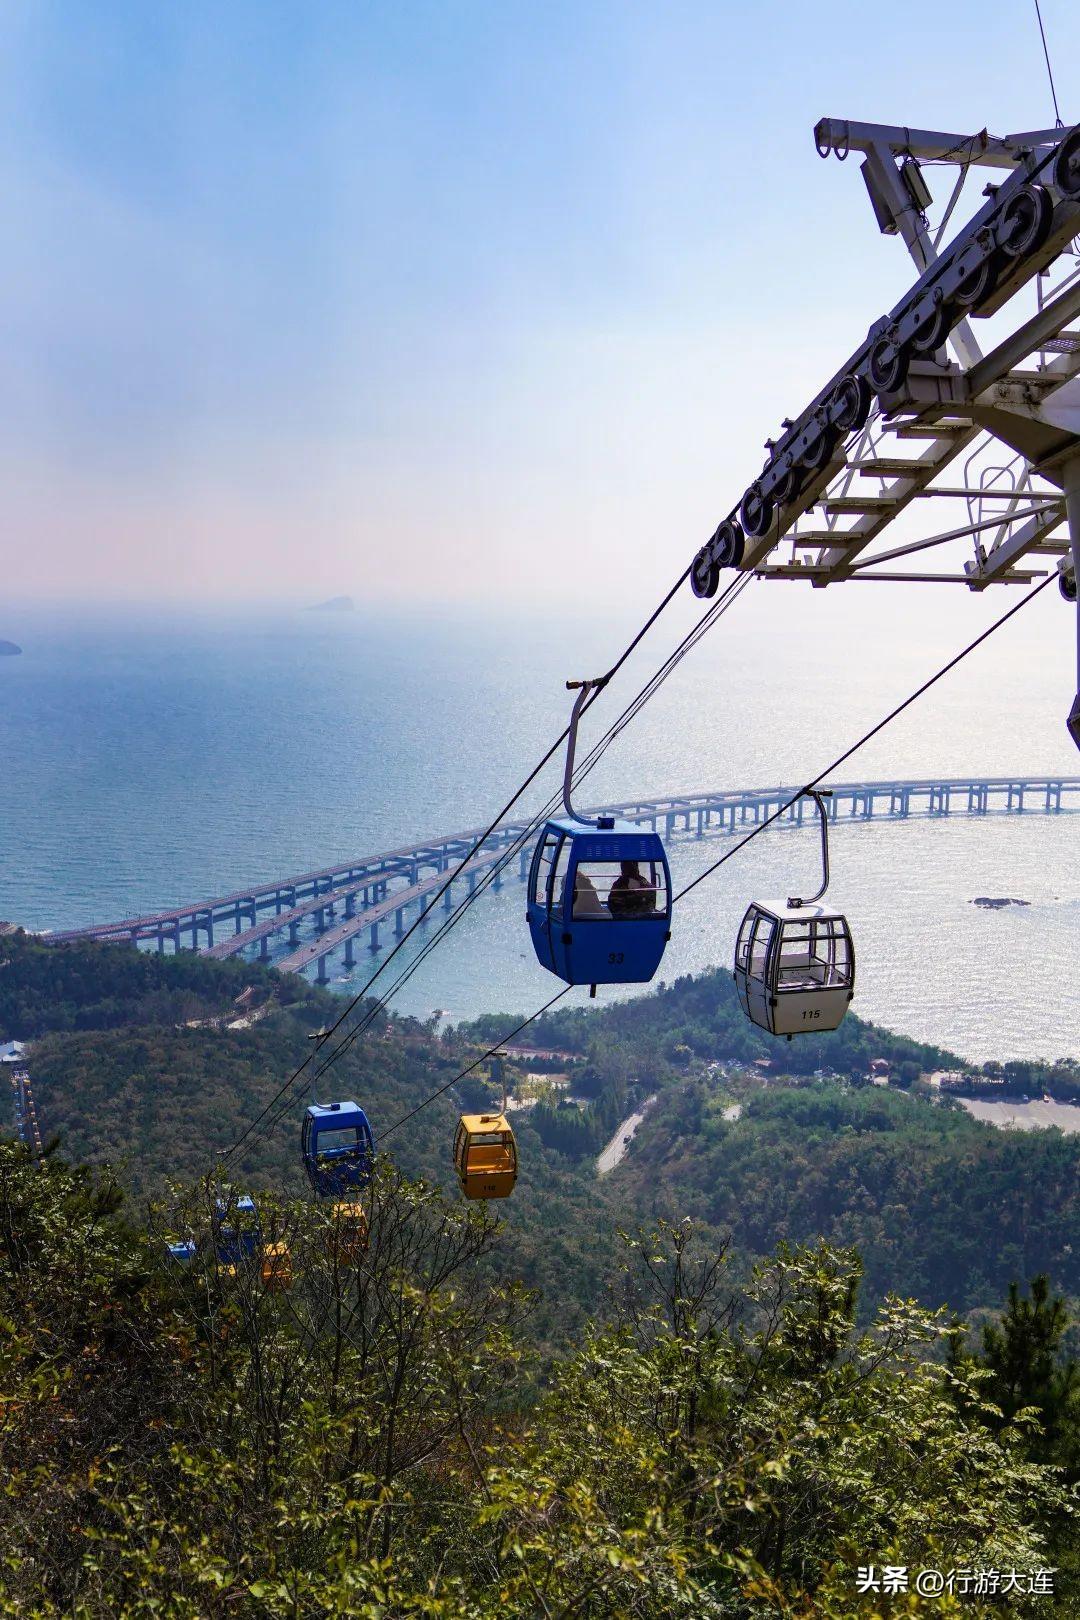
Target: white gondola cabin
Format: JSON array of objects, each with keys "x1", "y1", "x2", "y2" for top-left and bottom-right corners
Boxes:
[
  {"x1": 733, "y1": 789, "x2": 855, "y2": 1040},
  {"x1": 734, "y1": 899, "x2": 854, "y2": 1037}
]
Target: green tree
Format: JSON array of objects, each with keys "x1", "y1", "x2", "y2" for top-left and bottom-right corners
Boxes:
[
  {"x1": 476, "y1": 1226, "x2": 1070, "y2": 1617},
  {"x1": 965, "y1": 1275, "x2": 1080, "y2": 1471}
]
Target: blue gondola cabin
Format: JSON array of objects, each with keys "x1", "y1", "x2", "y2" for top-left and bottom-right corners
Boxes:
[
  {"x1": 527, "y1": 817, "x2": 671, "y2": 989},
  {"x1": 301, "y1": 1100, "x2": 375, "y2": 1198},
  {"x1": 213, "y1": 1194, "x2": 261, "y2": 1266}
]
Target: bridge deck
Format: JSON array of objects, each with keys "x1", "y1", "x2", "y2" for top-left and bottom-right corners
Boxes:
[
  {"x1": 203, "y1": 878, "x2": 398, "y2": 960},
  {"x1": 42, "y1": 774, "x2": 1079, "y2": 955},
  {"x1": 272, "y1": 850, "x2": 505, "y2": 974}
]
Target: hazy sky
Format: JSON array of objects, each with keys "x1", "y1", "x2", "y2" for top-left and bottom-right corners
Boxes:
[{"x1": 1, "y1": 0, "x2": 1077, "y2": 606}]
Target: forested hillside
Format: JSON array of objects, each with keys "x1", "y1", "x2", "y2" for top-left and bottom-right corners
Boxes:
[
  {"x1": 2, "y1": 932, "x2": 1080, "y2": 1611},
  {"x1": 0, "y1": 933, "x2": 315, "y2": 1036},
  {"x1": 2, "y1": 931, "x2": 1079, "y2": 1338},
  {"x1": 623, "y1": 1082, "x2": 1080, "y2": 1314},
  {"x1": 0, "y1": 934, "x2": 621, "y2": 1352},
  {"x1": 2, "y1": 1143, "x2": 1078, "y2": 1617}
]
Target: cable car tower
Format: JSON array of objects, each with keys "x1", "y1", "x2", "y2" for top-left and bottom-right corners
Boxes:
[
  {"x1": 10, "y1": 1067, "x2": 43, "y2": 1159},
  {"x1": 691, "y1": 118, "x2": 1080, "y2": 749}
]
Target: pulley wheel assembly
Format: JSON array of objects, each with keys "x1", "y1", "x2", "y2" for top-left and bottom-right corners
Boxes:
[
  {"x1": 909, "y1": 304, "x2": 952, "y2": 357},
  {"x1": 799, "y1": 412, "x2": 835, "y2": 471},
  {"x1": 1054, "y1": 128, "x2": 1080, "y2": 199},
  {"x1": 690, "y1": 545, "x2": 720, "y2": 598},
  {"x1": 997, "y1": 183, "x2": 1054, "y2": 259},
  {"x1": 771, "y1": 459, "x2": 800, "y2": 505},
  {"x1": 710, "y1": 518, "x2": 745, "y2": 569},
  {"x1": 830, "y1": 372, "x2": 872, "y2": 433},
  {"x1": 740, "y1": 483, "x2": 774, "y2": 539},
  {"x1": 867, "y1": 334, "x2": 910, "y2": 397},
  {"x1": 953, "y1": 255, "x2": 998, "y2": 309}
]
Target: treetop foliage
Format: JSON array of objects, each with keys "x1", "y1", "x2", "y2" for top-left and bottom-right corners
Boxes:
[{"x1": 1, "y1": 1141, "x2": 1076, "y2": 1618}]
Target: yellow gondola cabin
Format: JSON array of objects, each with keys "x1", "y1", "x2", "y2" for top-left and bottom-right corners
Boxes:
[
  {"x1": 260, "y1": 1241, "x2": 293, "y2": 1292},
  {"x1": 454, "y1": 1113, "x2": 518, "y2": 1199},
  {"x1": 327, "y1": 1201, "x2": 369, "y2": 1264}
]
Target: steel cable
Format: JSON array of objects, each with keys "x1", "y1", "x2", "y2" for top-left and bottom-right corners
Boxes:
[
  {"x1": 236, "y1": 574, "x2": 753, "y2": 1153},
  {"x1": 674, "y1": 573, "x2": 1055, "y2": 902},
  {"x1": 221, "y1": 562, "x2": 698, "y2": 1160},
  {"x1": 284, "y1": 572, "x2": 1051, "y2": 1152}
]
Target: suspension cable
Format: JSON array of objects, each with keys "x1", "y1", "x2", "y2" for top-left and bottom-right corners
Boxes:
[
  {"x1": 225, "y1": 572, "x2": 750, "y2": 1158},
  {"x1": 219, "y1": 562, "x2": 693, "y2": 1160},
  {"x1": 674, "y1": 573, "x2": 1054, "y2": 902},
  {"x1": 379, "y1": 986, "x2": 572, "y2": 1143},
  {"x1": 253, "y1": 577, "x2": 753, "y2": 1143},
  {"x1": 1032, "y1": 0, "x2": 1064, "y2": 128},
  {"x1": 247, "y1": 571, "x2": 1053, "y2": 1159}
]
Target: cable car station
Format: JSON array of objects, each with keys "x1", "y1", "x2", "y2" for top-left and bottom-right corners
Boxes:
[{"x1": 690, "y1": 119, "x2": 1080, "y2": 751}]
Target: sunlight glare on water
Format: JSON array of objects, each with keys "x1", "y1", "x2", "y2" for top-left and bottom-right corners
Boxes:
[{"x1": 1, "y1": 582, "x2": 1076, "y2": 1064}]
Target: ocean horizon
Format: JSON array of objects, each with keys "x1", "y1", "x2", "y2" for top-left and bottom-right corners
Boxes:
[{"x1": 2, "y1": 589, "x2": 1077, "y2": 1065}]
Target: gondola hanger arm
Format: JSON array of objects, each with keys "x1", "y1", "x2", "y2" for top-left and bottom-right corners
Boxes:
[
  {"x1": 562, "y1": 677, "x2": 608, "y2": 823},
  {"x1": 787, "y1": 789, "x2": 833, "y2": 908}
]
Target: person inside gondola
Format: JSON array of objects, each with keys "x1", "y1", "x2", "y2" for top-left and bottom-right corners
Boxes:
[
  {"x1": 608, "y1": 860, "x2": 655, "y2": 917},
  {"x1": 571, "y1": 868, "x2": 606, "y2": 917}
]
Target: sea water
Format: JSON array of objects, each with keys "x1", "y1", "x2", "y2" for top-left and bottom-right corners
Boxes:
[{"x1": 1, "y1": 583, "x2": 1076, "y2": 1065}]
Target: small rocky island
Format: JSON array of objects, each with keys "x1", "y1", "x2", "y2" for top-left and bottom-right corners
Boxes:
[
  {"x1": 308, "y1": 595, "x2": 355, "y2": 613},
  {"x1": 0, "y1": 640, "x2": 22, "y2": 656},
  {"x1": 972, "y1": 896, "x2": 1030, "y2": 909}
]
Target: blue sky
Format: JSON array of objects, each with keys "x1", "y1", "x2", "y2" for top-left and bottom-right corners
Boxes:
[{"x1": 1, "y1": 0, "x2": 1077, "y2": 604}]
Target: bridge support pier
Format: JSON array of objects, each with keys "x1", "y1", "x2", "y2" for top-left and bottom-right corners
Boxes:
[
  {"x1": 369, "y1": 920, "x2": 380, "y2": 951},
  {"x1": 344, "y1": 937, "x2": 355, "y2": 969},
  {"x1": 316, "y1": 954, "x2": 329, "y2": 985},
  {"x1": 47, "y1": 778, "x2": 1080, "y2": 967}
]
